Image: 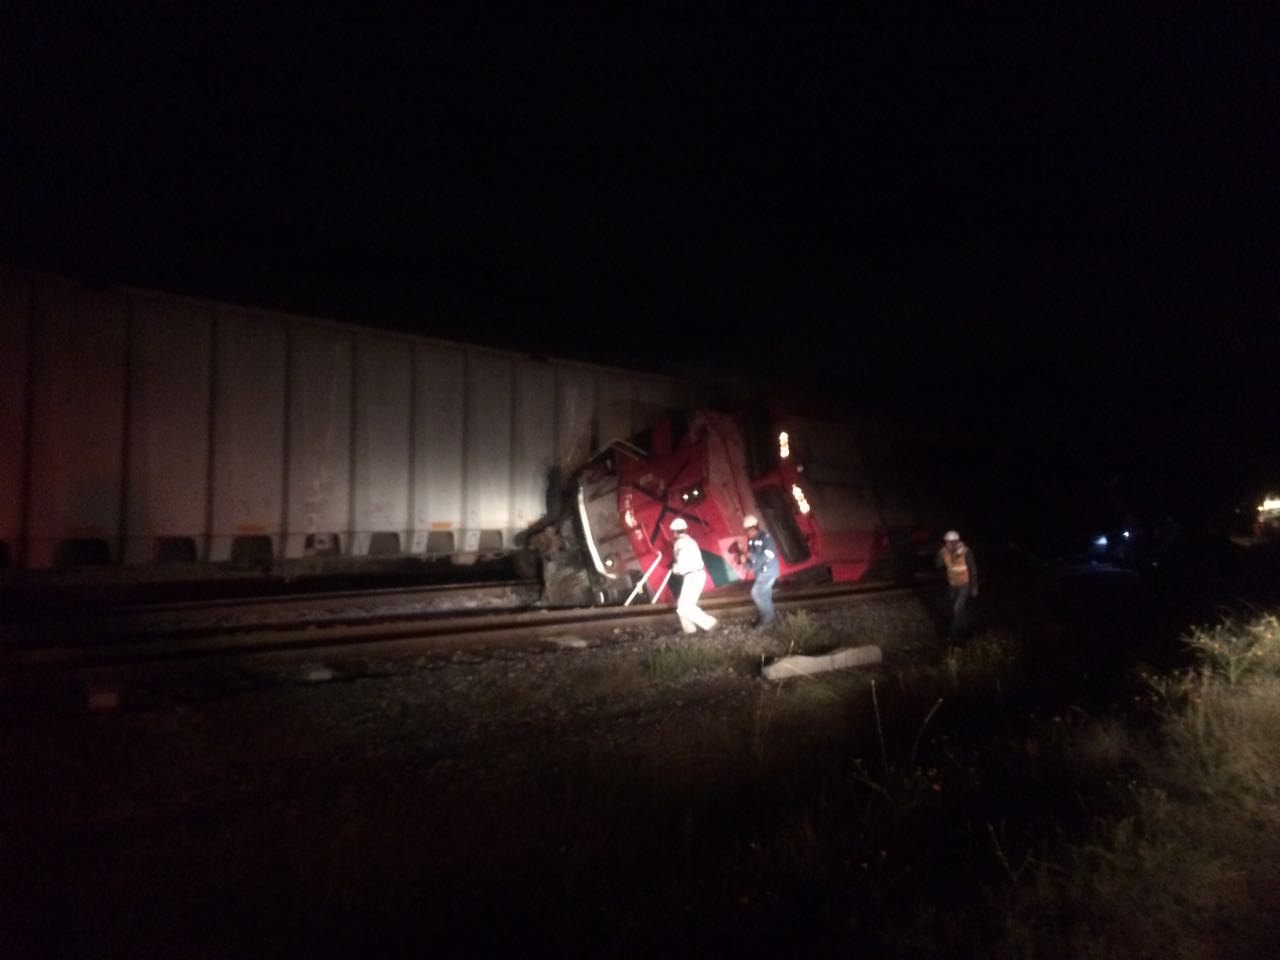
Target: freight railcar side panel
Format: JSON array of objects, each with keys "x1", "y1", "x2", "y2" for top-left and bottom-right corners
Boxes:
[
  {"x1": 0, "y1": 275, "x2": 31, "y2": 565},
  {"x1": 125, "y1": 299, "x2": 214, "y2": 563},
  {"x1": 556, "y1": 365, "x2": 597, "y2": 470},
  {"x1": 354, "y1": 332, "x2": 412, "y2": 553},
  {"x1": 2, "y1": 268, "x2": 704, "y2": 571},
  {"x1": 631, "y1": 377, "x2": 680, "y2": 435},
  {"x1": 597, "y1": 374, "x2": 636, "y2": 445},
  {"x1": 512, "y1": 360, "x2": 557, "y2": 532},
  {"x1": 465, "y1": 352, "x2": 513, "y2": 549},
  {"x1": 26, "y1": 284, "x2": 129, "y2": 567},
  {"x1": 210, "y1": 310, "x2": 287, "y2": 562},
  {"x1": 413, "y1": 344, "x2": 465, "y2": 552},
  {"x1": 285, "y1": 322, "x2": 353, "y2": 557}
]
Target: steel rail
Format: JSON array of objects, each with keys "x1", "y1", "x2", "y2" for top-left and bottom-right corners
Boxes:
[
  {"x1": 3, "y1": 579, "x2": 545, "y2": 647},
  {"x1": 3, "y1": 577, "x2": 543, "y2": 622}
]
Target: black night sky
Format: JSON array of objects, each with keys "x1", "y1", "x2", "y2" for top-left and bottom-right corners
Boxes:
[{"x1": 3, "y1": 3, "x2": 1277, "y2": 534}]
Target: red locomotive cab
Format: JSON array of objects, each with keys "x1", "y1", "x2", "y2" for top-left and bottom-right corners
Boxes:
[{"x1": 615, "y1": 411, "x2": 755, "y2": 601}]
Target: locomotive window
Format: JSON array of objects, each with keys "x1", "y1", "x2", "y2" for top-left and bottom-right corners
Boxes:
[
  {"x1": 670, "y1": 411, "x2": 690, "y2": 448},
  {"x1": 754, "y1": 487, "x2": 811, "y2": 564}
]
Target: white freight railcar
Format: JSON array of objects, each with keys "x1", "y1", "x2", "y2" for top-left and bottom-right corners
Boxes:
[{"x1": 0, "y1": 268, "x2": 698, "y2": 571}]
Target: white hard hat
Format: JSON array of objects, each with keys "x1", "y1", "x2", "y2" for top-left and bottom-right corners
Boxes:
[
  {"x1": 669, "y1": 517, "x2": 688, "y2": 531},
  {"x1": 742, "y1": 514, "x2": 759, "y2": 528},
  {"x1": 944, "y1": 530, "x2": 960, "y2": 541}
]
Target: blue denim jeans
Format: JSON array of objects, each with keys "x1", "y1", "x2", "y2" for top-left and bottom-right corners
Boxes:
[
  {"x1": 949, "y1": 585, "x2": 971, "y2": 640},
  {"x1": 751, "y1": 566, "x2": 779, "y2": 624}
]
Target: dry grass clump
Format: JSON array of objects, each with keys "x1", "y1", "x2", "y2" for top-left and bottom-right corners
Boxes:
[
  {"x1": 988, "y1": 612, "x2": 1280, "y2": 960},
  {"x1": 645, "y1": 641, "x2": 734, "y2": 681},
  {"x1": 772, "y1": 609, "x2": 828, "y2": 653}
]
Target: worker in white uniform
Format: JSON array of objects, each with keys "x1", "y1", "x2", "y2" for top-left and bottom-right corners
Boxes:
[{"x1": 668, "y1": 517, "x2": 717, "y2": 634}]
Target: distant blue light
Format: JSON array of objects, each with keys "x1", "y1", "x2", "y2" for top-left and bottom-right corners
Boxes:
[{"x1": 1094, "y1": 535, "x2": 1109, "y2": 548}]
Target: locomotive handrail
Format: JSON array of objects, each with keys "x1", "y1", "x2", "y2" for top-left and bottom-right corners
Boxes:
[
  {"x1": 624, "y1": 552, "x2": 664, "y2": 606},
  {"x1": 652, "y1": 566, "x2": 674, "y2": 604}
]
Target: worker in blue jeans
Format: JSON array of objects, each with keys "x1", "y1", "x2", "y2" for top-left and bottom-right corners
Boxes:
[{"x1": 742, "y1": 514, "x2": 779, "y2": 627}]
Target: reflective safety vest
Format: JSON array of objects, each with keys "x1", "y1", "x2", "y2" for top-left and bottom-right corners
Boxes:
[{"x1": 942, "y1": 545, "x2": 970, "y2": 586}]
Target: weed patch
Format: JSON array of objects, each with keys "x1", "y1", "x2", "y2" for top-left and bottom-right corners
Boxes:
[
  {"x1": 1183, "y1": 612, "x2": 1280, "y2": 685},
  {"x1": 773, "y1": 609, "x2": 828, "y2": 653},
  {"x1": 645, "y1": 642, "x2": 734, "y2": 681},
  {"x1": 941, "y1": 628, "x2": 1019, "y2": 691}
]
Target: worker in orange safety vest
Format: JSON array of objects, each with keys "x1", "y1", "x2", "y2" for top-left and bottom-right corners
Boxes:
[{"x1": 936, "y1": 529, "x2": 978, "y2": 641}]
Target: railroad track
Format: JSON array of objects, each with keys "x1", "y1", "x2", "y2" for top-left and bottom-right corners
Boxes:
[
  {"x1": 1, "y1": 578, "x2": 545, "y2": 648},
  {"x1": 0, "y1": 577, "x2": 933, "y2": 672}
]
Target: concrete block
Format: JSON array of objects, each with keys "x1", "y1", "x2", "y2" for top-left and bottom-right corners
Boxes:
[{"x1": 762, "y1": 645, "x2": 882, "y2": 681}]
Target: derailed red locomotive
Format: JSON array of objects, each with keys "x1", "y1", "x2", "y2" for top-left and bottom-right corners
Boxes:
[{"x1": 537, "y1": 400, "x2": 942, "y2": 606}]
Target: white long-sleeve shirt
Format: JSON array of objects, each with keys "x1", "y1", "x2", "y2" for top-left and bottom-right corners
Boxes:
[{"x1": 671, "y1": 533, "x2": 705, "y2": 576}]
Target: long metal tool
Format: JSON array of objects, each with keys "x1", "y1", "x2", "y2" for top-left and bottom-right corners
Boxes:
[{"x1": 624, "y1": 552, "x2": 664, "y2": 606}]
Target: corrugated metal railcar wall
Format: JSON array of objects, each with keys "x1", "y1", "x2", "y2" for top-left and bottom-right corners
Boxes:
[
  {"x1": 25, "y1": 279, "x2": 130, "y2": 568},
  {"x1": 211, "y1": 308, "x2": 289, "y2": 562},
  {"x1": 126, "y1": 295, "x2": 215, "y2": 563},
  {"x1": 0, "y1": 268, "x2": 697, "y2": 570},
  {"x1": 286, "y1": 321, "x2": 353, "y2": 558}
]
